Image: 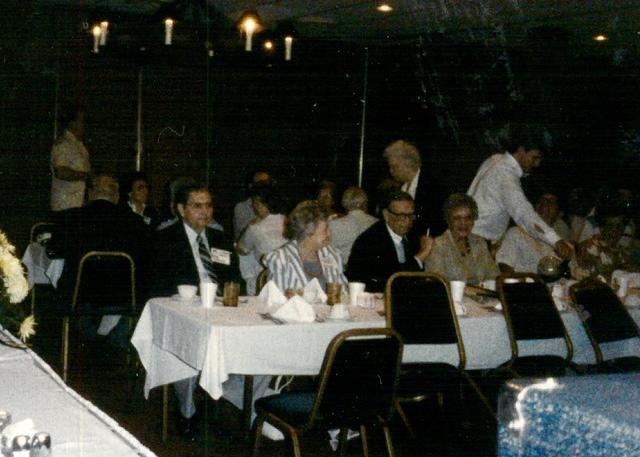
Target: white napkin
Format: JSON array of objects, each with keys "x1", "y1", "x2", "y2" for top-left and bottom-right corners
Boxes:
[
  {"x1": 271, "y1": 295, "x2": 316, "y2": 322},
  {"x1": 625, "y1": 294, "x2": 640, "y2": 308},
  {"x1": 2, "y1": 419, "x2": 36, "y2": 444},
  {"x1": 257, "y1": 281, "x2": 287, "y2": 307},
  {"x1": 453, "y1": 302, "x2": 466, "y2": 316},
  {"x1": 302, "y1": 278, "x2": 327, "y2": 304}
]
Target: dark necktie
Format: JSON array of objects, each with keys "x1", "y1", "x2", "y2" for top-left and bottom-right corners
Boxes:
[
  {"x1": 401, "y1": 238, "x2": 410, "y2": 264},
  {"x1": 197, "y1": 234, "x2": 218, "y2": 283}
]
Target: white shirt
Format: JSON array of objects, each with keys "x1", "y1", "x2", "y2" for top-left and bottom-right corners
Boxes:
[
  {"x1": 183, "y1": 223, "x2": 212, "y2": 282},
  {"x1": 401, "y1": 168, "x2": 420, "y2": 199},
  {"x1": 329, "y1": 209, "x2": 378, "y2": 263},
  {"x1": 50, "y1": 130, "x2": 90, "y2": 211},
  {"x1": 496, "y1": 226, "x2": 556, "y2": 273},
  {"x1": 467, "y1": 152, "x2": 560, "y2": 246},
  {"x1": 233, "y1": 198, "x2": 255, "y2": 241},
  {"x1": 237, "y1": 214, "x2": 287, "y2": 263}
]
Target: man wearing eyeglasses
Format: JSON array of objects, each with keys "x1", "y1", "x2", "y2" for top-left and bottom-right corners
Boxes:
[{"x1": 346, "y1": 190, "x2": 434, "y2": 292}]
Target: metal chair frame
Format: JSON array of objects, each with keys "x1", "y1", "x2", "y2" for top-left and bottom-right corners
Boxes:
[
  {"x1": 385, "y1": 272, "x2": 495, "y2": 438},
  {"x1": 253, "y1": 328, "x2": 403, "y2": 457},
  {"x1": 61, "y1": 251, "x2": 136, "y2": 383},
  {"x1": 569, "y1": 276, "x2": 640, "y2": 366}
]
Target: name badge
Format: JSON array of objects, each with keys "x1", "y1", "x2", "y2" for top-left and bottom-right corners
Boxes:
[{"x1": 210, "y1": 248, "x2": 231, "y2": 265}]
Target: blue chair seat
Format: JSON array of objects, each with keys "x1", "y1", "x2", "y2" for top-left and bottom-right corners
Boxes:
[{"x1": 255, "y1": 392, "x2": 315, "y2": 427}]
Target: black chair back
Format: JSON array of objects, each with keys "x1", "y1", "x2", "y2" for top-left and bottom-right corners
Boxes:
[
  {"x1": 386, "y1": 272, "x2": 460, "y2": 346},
  {"x1": 570, "y1": 278, "x2": 640, "y2": 363},
  {"x1": 310, "y1": 328, "x2": 402, "y2": 428},
  {"x1": 498, "y1": 274, "x2": 572, "y2": 360},
  {"x1": 72, "y1": 251, "x2": 136, "y2": 314}
]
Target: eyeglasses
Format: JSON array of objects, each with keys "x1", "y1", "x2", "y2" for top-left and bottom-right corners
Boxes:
[
  {"x1": 186, "y1": 202, "x2": 213, "y2": 210},
  {"x1": 386, "y1": 209, "x2": 416, "y2": 220}
]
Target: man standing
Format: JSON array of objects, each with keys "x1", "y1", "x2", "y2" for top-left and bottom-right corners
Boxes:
[
  {"x1": 50, "y1": 110, "x2": 90, "y2": 211},
  {"x1": 467, "y1": 125, "x2": 573, "y2": 259},
  {"x1": 383, "y1": 139, "x2": 445, "y2": 236},
  {"x1": 347, "y1": 190, "x2": 433, "y2": 292}
]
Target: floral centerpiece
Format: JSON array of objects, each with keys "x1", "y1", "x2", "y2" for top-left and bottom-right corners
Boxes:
[{"x1": 0, "y1": 231, "x2": 35, "y2": 342}]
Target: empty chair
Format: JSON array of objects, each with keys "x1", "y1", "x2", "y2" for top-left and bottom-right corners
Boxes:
[
  {"x1": 252, "y1": 328, "x2": 403, "y2": 457},
  {"x1": 61, "y1": 251, "x2": 137, "y2": 382},
  {"x1": 497, "y1": 273, "x2": 574, "y2": 377},
  {"x1": 570, "y1": 277, "x2": 640, "y2": 373},
  {"x1": 385, "y1": 272, "x2": 494, "y2": 438}
]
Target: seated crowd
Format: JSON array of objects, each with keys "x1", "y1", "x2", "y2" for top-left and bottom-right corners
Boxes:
[{"x1": 42, "y1": 123, "x2": 640, "y2": 439}]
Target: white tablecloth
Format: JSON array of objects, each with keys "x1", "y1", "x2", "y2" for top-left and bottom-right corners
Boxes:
[
  {"x1": 132, "y1": 297, "x2": 640, "y2": 402},
  {"x1": 21, "y1": 242, "x2": 64, "y2": 288},
  {"x1": 0, "y1": 330, "x2": 156, "y2": 457}
]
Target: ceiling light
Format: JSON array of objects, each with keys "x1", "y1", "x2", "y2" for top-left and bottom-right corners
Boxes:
[
  {"x1": 594, "y1": 34, "x2": 607, "y2": 42},
  {"x1": 377, "y1": 3, "x2": 393, "y2": 12},
  {"x1": 237, "y1": 10, "x2": 262, "y2": 51},
  {"x1": 165, "y1": 18, "x2": 174, "y2": 45},
  {"x1": 91, "y1": 25, "x2": 101, "y2": 53},
  {"x1": 263, "y1": 40, "x2": 274, "y2": 51},
  {"x1": 99, "y1": 21, "x2": 108, "y2": 46}
]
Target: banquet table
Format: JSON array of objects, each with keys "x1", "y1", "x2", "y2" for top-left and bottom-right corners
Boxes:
[
  {"x1": 0, "y1": 329, "x2": 156, "y2": 456},
  {"x1": 131, "y1": 294, "x2": 640, "y2": 432}
]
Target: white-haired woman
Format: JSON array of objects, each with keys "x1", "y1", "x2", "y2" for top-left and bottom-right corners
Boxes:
[{"x1": 264, "y1": 200, "x2": 347, "y2": 291}]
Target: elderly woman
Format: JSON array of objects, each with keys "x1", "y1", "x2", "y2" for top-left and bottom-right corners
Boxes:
[
  {"x1": 264, "y1": 200, "x2": 347, "y2": 291},
  {"x1": 120, "y1": 171, "x2": 159, "y2": 229},
  {"x1": 424, "y1": 193, "x2": 499, "y2": 284}
]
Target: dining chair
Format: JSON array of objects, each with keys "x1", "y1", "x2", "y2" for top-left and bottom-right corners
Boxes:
[
  {"x1": 28, "y1": 221, "x2": 57, "y2": 315},
  {"x1": 252, "y1": 328, "x2": 403, "y2": 457},
  {"x1": 569, "y1": 277, "x2": 640, "y2": 373},
  {"x1": 385, "y1": 272, "x2": 495, "y2": 439},
  {"x1": 61, "y1": 251, "x2": 138, "y2": 383},
  {"x1": 496, "y1": 273, "x2": 575, "y2": 377}
]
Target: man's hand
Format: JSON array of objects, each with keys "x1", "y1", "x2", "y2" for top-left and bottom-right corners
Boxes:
[
  {"x1": 415, "y1": 235, "x2": 434, "y2": 262},
  {"x1": 554, "y1": 240, "x2": 574, "y2": 260}
]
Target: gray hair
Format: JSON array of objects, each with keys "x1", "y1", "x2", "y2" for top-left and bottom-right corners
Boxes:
[
  {"x1": 383, "y1": 140, "x2": 421, "y2": 170},
  {"x1": 443, "y1": 193, "x2": 478, "y2": 225},
  {"x1": 341, "y1": 186, "x2": 368, "y2": 211},
  {"x1": 88, "y1": 174, "x2": 119, "y2": 204},
  {"x1": 284, "y1": 200, "x2": 327, "y2": 242}
]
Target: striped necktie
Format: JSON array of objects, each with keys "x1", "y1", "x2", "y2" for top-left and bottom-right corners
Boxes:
[{"x1": 197, "y1": 234, "x2": 218, "y2": 283}]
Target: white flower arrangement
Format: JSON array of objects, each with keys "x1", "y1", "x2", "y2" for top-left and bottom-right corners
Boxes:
[{"x1": 0, "y1": 231, "x2": 35, "y2": 342}]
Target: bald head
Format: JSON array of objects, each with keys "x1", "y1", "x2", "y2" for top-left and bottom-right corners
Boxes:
[{"x1": 88, "y1": 174, "x2": 119, "y2": 204}]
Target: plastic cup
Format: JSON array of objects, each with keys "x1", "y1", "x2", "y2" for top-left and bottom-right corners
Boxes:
[
  {"x1": 326, "y1": 282, "x2": 342, "y2": 306},
  {"x1": 450, "y1": 280, "x2": 466, "y2": 306},
  {"x1": 223, "y1": 282, "x2": 240, "y2": 307},
  {"x1": 200, "y1": 282, "x2": 217, "y2": 308},
  {"x1": 348, "y1": 282, "x2": 366, "y2": 307}
]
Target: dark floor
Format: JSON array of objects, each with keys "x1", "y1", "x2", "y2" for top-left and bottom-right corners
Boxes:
[{"x1": 29, "y1": 287, "x2": 498, "y2": 457}]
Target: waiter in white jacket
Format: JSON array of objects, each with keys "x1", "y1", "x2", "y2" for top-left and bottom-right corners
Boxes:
[{"x1": 467, "y1": 124, "x2": 573, "y2": 260}]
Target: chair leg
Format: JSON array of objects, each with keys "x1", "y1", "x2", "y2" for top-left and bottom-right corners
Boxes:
[
  {"x1": 461, "y1": 371, "x2": 496, "y2": 419},
  {"x1": 338, "y1": 428, "x2": 348, "y2": 457},
  {"x1": 162, "y1": 385, "x2": 169, "y2": 442},
  {"x1": 395, "y1": 400, "x2": 416, "y2": 438},
  {"x1": 252, "y1": 417, "x2": 265, "y2": 457},
  {"x1": 360, "y1": 425, "x2": 369, "y2": 457},
  {"x1": 382, "y1": 425, "x2": 396, "y2": 457},
  {"x1": 61, "y1": 317, "x2": 70, "y2": 383},
  {"x1": 290, "y1": 430, "x2": 302, "y2": 457}
]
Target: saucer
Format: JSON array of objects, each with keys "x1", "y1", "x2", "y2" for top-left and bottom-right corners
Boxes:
[{"x1": 172, "y1": 294, "x2": 199, "y2": 303}]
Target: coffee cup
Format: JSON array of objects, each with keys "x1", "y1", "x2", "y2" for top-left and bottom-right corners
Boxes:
[{"x1": 177, "y1": 284, "x2": 197, "y2": 299}]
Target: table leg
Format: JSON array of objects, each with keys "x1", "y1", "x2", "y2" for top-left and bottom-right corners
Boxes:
[{"x1": 243, "y1": 375, "x2": 254, "y2": 434}]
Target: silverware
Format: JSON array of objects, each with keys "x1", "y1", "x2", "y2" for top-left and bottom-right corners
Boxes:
[{"x1": 259, "y1": 313, "x2": 285, "y2": 325}]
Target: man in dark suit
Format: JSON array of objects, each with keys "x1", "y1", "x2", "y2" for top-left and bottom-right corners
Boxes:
[
  {"x1": 150, "y1": 184, "x2": 241, "y2": 298},
  {"x1": 383, "y1": 139, "x2": 446, "y2": 237},
  {"x1": 149, "y1": 183, "x2": 249, "y2": 437},
  {"x1": 346, "y1": 190, "x2": 434, "y2": 292},
  {"x1": 49, "y1": 173, "x2": 150, "y2": 343}
]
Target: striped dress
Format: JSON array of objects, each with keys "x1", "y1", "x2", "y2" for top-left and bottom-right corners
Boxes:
[{"x1": 264, "y1": 240, "x2": 347, "y2": 291}]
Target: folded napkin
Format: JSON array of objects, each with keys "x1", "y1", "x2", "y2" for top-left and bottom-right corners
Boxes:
[
  {"x1": 2, "y1": 418, "x2": 36, "y2": 444},
  {"x1": 258, "y1": 281, "x2": 287, "y2": 307},
  {"x1": 302, "y1": 278, "x2": 327, "y2": 304},
  {"x1": 272, "y1": 295, "x2": 316, "y2": 323}
]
